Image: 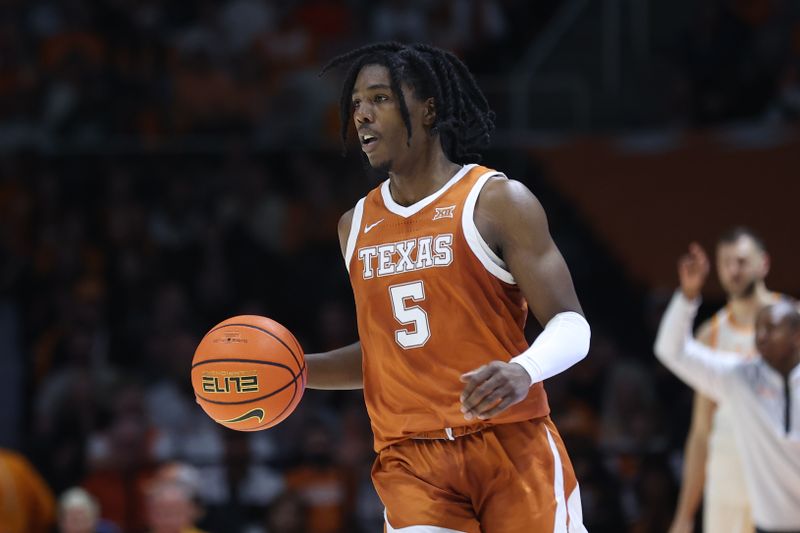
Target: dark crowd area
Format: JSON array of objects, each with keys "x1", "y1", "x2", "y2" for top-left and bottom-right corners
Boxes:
[
  {"x1": 0, "y1": 0, "x2": 561, "y2": 148},
  {"x1": 0, "y1": 0, "x2": 797, "y2": 148},
  {"x1": 1, "y1": 0, "x2": 799, "y2": 532}
]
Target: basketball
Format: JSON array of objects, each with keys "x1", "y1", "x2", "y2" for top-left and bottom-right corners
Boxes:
[{"x1": 191, "y1": 315, "x2": 306, "y2": 431}]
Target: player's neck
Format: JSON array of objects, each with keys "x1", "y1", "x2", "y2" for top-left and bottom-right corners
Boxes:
[
  {"x1": 387, "y1": 147, "x2": 461, "y2": 207},
  {"x1": 727, "y1": 282, "x2": 772, "y2": 324}
]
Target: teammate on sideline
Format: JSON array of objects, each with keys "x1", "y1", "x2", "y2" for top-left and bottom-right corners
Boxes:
[
  {"x1": 669, "y1": 228, "x2": 778, "y2": 533},
  {"x1": 304, "y1": 42, "x2": 591, "y2": 532},
  {"x1": 655, "y1": 242, "x2": 800, "y2": 533}
]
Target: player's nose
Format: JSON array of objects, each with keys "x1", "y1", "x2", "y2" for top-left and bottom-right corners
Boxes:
[{"x1": 354, "y1": 105, "x2": 374, "y2": 125}]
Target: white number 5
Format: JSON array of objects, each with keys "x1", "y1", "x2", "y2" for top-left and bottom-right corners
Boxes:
[{"x1": 389, "y1": 281, "x2": 431, "y2": 349}]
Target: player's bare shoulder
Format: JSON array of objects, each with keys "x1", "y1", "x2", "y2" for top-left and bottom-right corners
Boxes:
[
  {"x1": 473, "y1": 176, "x2": 549, "y2": 253},
  {"x1": 338, "y1": 207, "x2": 356, "y2": 257}
]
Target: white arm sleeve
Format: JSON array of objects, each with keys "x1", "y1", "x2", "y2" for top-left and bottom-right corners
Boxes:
[
  {"x1": 510, "y1": 311, "x2": 590, "y2": 385},
  {"x1": 653, "y1": 291, "x2": 740, "y2": 402}
]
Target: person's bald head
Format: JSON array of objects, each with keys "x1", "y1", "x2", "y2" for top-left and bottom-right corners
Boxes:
[
  {"x1": 755, "y1": 301, "x2": 800, "y2": 371},
  {"x1": 758, "y1": 301, "x2": 800, "y2": 328}
]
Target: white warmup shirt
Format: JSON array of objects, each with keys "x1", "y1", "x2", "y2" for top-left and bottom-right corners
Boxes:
[
  {"x1": 654, "y1": 292, "x2": 800, "y2": 531},
  {"x1": 704, "y1": 303, "x2": 758, "y2": 510}
]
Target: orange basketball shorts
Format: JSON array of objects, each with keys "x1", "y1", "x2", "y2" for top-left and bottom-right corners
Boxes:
[{"x1": 373, "y1": 416, "x2": 586, "y2": 533}]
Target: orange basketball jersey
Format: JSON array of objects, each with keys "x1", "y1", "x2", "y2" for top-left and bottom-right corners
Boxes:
[{"x1": 344, "y1": 164, "x2": 550, "y2": 451}]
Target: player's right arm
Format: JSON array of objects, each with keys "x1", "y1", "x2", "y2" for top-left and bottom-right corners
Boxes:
[
  {"x1": 669, "y1": 322, "x2": 716, "y2": 533},
  {"x1": 654, "y1": 244, "x2": 739, "y2": 401},
  {"x1": 305, "y1": 208, "x2": 364, "y2": 390}
]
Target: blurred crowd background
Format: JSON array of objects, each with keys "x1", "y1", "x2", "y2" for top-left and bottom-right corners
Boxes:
[{"x1": 1, "y1": 0, "x2": 799, "y2": 532}]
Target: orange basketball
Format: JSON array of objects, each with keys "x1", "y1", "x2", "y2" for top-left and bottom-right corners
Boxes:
[{"x1": 191, "y1": 315, "x2": 306, "y2": 431}]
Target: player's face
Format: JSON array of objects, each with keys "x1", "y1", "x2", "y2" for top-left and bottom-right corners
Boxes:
[
  {"x1": 716, "y1": 236, "x2": 768, "y2": 299},
  {"x1": 351, "y1": 64, "x2": 428, "y2": 173},
  {"x1": 755, "y1": 304, "x2": 799, "y2": 367},
  {"x1": 60, "y1": 506, "x2": 96, "y2": 533}
]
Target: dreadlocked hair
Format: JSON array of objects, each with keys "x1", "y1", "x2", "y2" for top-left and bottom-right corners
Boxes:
[{"x1": 320, "y1": 42, "x2": 496, "y2": 163}]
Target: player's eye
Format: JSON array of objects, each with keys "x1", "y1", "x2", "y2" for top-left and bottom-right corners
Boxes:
[
  {"x1": 351, "y1": 99, "x2": 360, "y2": 110},
  {"x1": 375, "y1": 94, "x2": 389, "y2": 103}
]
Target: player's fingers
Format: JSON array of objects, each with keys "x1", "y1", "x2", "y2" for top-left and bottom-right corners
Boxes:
[
  {"x1": 461, "y1": 372, "x2": 503, "y2": 414},
  {"x1": 678, "y1": 252, "x2": 691, "y2": 265},
  {"x1": 476, "y1": 395, "x2": 516, "y2": 420},
  {"x1": 459, "y1": 364, "x2": 490, "y2": 384},
  {"x1": 688, "y1": 242, "x2": 710, "y2": 266},
  {"x1": 459, "y1": 364, "x2": 491, "y2": 401},
  {"x1": 470, "y1": 385, "x2": 511, "y2": 418},
  {"x1": 688, "y1": 241, "x2": 705, "y2": 258}
]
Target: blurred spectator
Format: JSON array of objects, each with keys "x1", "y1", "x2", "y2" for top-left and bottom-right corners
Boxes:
[
  {"x1": 219, "y1": 0, "x2": 276, "y2": 54},
  {"x1": 429, "y1": 0, "x2": 508, "y2": 58},
  {"x1": 145, "y1": 328, "x2": 226, "y2": 465},
  {"x1": 290, "y1": 0, "x2": 354, "y2": 56},
  {"x1": 600, "y1": 359, "x2": 667, "y2": 453},
  {"x1": 772, "y1": 20, "x2": 800, "y2": 120},
  {"x1": 145, "y1": 478, "x2": 208, "y2": 533},
  {"x1": 58, "y1": 487, "x2": 120, "y2": 533},
  {"x1": 371, "y1": 0, "x2": 429, "y2": 43},
  {"x1": 171, "y1": 48, "x2": 239, "y2": 133},
  {"x1": 0, "y1": 302, "x2": 23, "y2": 449},
  {"x1": 82, "y1": 381, "x2": 158, "y2": 533},
  {"x1": 33, "y1": 298, "x2": 115, "y2": 493},
  {"x1": 284, "y1": 422, "x2": 357, "y2": 533},
  {"x1": 335, "y1": 397, "x2": 382, "y2": 533},
  {"x1": 0, "y1": 448, "x2": 56, "y2": 533},
  {"x1": 628, "y1": 458, "x2": 678, "y2": 533},
  {"x1": 562, "y1": 438, "x2": 625, "y2": 533},
  {"x1": 262, "y1": 490, "x2": 309, "y2": 533},
  {"x1": 152, "y1": 462, "x2": 202, "y2": 494},
  {"x1": 199, "y1": 431, "x2": 284, "y2": 533},
  {"x1": 682, "y1": 0, "x2": 796, "y2": 124}
]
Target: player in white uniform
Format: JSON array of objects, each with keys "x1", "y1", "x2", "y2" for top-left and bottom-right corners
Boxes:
[
  {"x1": 656, "y1": 242, "x2": 800, "y2": 533},
  {"x1": 669, "y1": 228, "x2": 778, "y2": 533},
  {"x1": 703, "y1": 305, "x2": 762, "y2": 532}
]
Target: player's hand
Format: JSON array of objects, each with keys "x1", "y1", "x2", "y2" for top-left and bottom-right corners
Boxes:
[
  {"x1": 459, "y1": 361, "x2": 531, "y2": 420},
  {"x1": 678, "y1": 242, "x2": 710, "y2": 301}
]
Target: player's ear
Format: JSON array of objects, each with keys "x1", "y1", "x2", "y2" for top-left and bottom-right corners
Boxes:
[{"x1": 423, "y1": 97, "x2": 436, "y2": 127}]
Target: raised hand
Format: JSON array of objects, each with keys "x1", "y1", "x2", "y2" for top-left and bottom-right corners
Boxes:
[{"x1": 678, "y1": 242, "x2": 710, "y2": 300}]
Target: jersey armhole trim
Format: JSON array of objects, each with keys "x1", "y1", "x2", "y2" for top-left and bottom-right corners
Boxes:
[
  {"x1": 344, "y1": 197, "x2": 365, "y2": 273},
  {"x1": 462, "y1": 171, "x2": 516, "y2": 284}
]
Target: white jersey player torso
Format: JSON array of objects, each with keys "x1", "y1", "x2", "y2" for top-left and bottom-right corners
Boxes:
[{"x1": 706, "y1": 307, "x2": 756, "y2": 507}]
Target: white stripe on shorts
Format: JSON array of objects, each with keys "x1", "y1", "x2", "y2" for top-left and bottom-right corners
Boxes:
[
  {"x1": 545, "y1": 426, "x2": 567, "y2": 533},
  {"x1": 384, "y1": 510, "x2": 468, "y2": 533}
]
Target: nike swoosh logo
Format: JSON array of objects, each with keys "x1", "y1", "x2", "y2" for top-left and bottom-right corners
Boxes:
[
  {"x1": 216, "y1": 408, "x2": 265, "y2": 424},
  {"x1": 364, "y1": 219, "x2": 384, "y2": 233}
]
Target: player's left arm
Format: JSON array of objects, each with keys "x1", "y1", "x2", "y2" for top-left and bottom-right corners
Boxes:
[{"x1": 460, "y1": 178, "x2": 589, "y2": 420}]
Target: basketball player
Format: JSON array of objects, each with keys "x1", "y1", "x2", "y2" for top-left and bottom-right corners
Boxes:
[
  {"x1": 655, "y1": 243, "x2": 800, "y2": 533},
  {"x1": 669, "y1": 228, "x2": 778, "y2": 533},
  {"x1": 305, "y1": 43, "x2": 591, "y2": 532}
]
